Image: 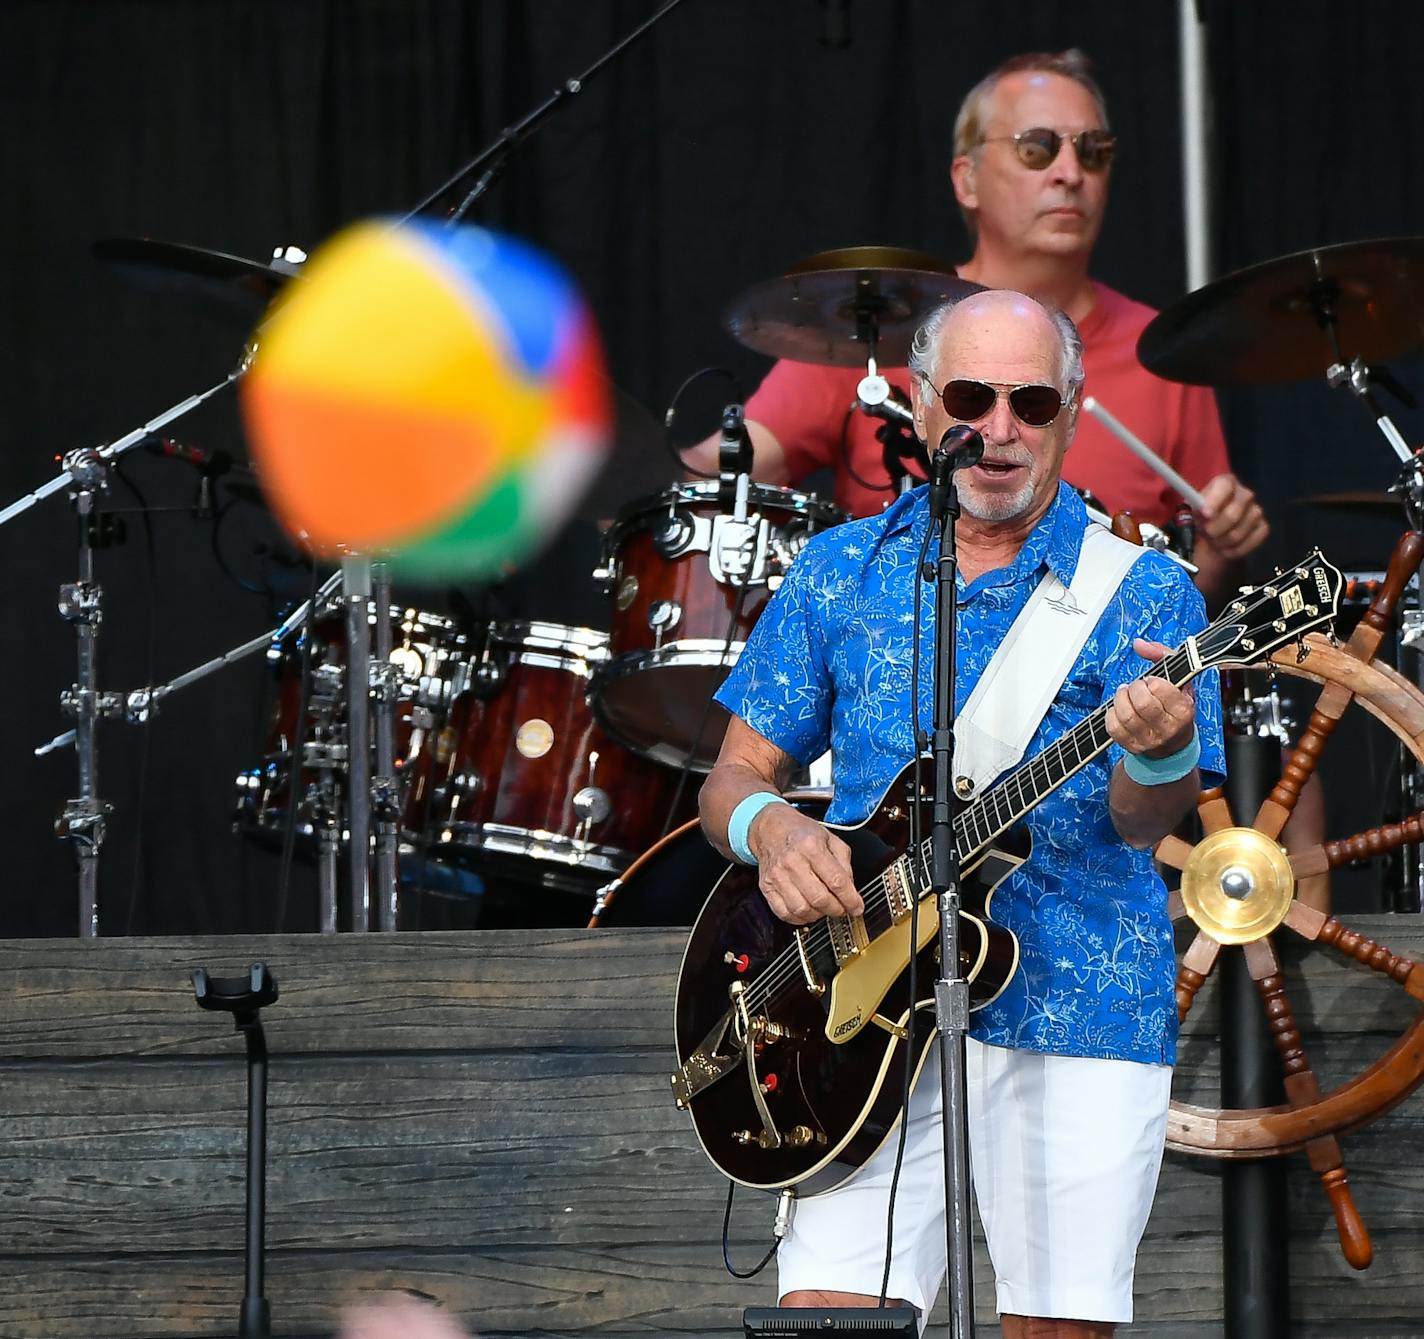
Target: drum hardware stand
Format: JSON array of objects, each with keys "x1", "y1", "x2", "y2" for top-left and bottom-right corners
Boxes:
[
  {"x1": 370, "y1": 560, "x2": 402, "y2": 931},
  {"x1": 341, "y1": 555, "x2": 375, "y2": 932},
  {"x1": 1, "y1": 355, "x2": 251, "y2": 935},
  {"x1": 925, "y1": 427, "x2": 986, "y2": 1339},
  {"x1": 193, "y1": 962, "x2": 279, "y2": 1339},
  {"x1": 854, "y1": 307, "x2": 929, "y2": 498}
]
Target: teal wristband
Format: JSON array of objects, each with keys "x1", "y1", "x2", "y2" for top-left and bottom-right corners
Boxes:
[
  {"x1": 1122, "y1": 726, "x2": 1202, "y2": 786},
  {"x1": 728, "y1": 791, "x2": 789, "y2": 865}
]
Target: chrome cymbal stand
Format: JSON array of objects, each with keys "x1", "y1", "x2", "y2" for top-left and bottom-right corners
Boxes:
[
  {"x1": 2, "y1": 363, "x2": 247, "y2": 935},
  {"x1": 370, "y1": 561, "x2": 401, "y2": 930},
  {"x1": 341, "y1": 555, "x2": 373, "y2": 931},
  {"x1": 56, "y1": 450, "x2": 117, "y2": 937}
]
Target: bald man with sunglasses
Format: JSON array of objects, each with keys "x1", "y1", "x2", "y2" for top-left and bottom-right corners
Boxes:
[
  {"x1": 702, "y1": 290, "x2": 1223, "y2": 1336},
  {"x1": 686, "y1": 49, "x2": 1267, "y2": 605}
]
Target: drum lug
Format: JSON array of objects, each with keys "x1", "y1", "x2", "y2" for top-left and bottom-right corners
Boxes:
[
  {"x1": 573, "y1": 786, "x2": 612, "y2": 825},
  {"x1": 647, "y1": 599, "x2": 682, "y2": 640}
]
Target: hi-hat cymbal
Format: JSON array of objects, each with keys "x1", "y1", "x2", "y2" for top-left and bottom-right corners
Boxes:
[
  {"x1": 93, "y1": 237, "x2": 301, "y2": 310},
  {"x1": 1138, "y1": 237, "x2": 1424, "y2": 385},
  {"x1": 723, "y1": 245, "x2": 979, "y2": 367}
]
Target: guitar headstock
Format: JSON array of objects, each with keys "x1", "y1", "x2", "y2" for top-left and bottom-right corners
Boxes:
[{"x1": 1196, "y1": 550, "x2": 1343, "y2": 669}]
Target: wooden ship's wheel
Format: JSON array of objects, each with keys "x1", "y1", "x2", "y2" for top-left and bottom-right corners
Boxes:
[{"x1": 1156, "y1": 532, "x2": 1424, "y2": 1271}]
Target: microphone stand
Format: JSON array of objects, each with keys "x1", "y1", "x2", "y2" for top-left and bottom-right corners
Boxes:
[
  {"x1": 925, "y1": 438, "x2": 979, "y2": 1339},
  {"x1": 400, "y1": 0, "x2": 693, "y2": 227}
]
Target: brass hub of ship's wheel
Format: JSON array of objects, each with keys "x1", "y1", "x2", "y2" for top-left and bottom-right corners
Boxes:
[{"x1": 1179, "y1": 826, "x2": 1295, "y2": 945}]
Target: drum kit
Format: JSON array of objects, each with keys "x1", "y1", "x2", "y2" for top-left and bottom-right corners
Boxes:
[{"x1": 23, "y1": 230, "x2": 1424, "y2": 932}]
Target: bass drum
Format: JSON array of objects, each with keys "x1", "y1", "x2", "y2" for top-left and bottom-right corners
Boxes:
[{"x1": 587, "y1": 788, "x2": 832, "y2": 927}]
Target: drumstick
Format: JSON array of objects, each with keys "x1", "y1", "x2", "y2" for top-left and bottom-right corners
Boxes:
[{"x1": 1081, "y1": 395, "x2": 1209, "y2": 512}]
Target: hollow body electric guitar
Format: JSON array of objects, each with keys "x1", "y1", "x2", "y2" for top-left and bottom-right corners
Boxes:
[{"x1": 670, "y1": 552, "x2": 1343, "y2": 1195}]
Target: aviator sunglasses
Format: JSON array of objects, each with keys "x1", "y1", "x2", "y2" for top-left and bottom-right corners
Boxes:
[
  {"x1": 926, "y1": 378, "x2": 1067, "y2": 428},
  {"x1": 980, "y1": 127, "x2": 1117, "y2": 172}
]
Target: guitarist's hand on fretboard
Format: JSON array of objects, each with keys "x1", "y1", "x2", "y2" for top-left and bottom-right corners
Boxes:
[
  {"x1": 750, "y1": 803, "x2": 862, "y2": 926},
  {"x1": 1105, "y1": 638, "x2": 1198, "y2": 759}
]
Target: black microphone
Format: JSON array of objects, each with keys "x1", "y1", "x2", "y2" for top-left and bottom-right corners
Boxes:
[
  {"x1": 146, "y1": 437, "x2": 234, "y2": 477},
  {"x1": 928, "y1": 426, "x2": 984, "y2": 520},
  {"x1": 717, "y1": 403, "x2": 755, "y2": 518}
]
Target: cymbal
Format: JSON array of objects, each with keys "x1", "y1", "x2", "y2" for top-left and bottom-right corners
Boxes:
[
  {"x1": 1291, "y1": 489, "x2": 1406, "y2": 514},
  {"x1": 723, "y1": 245, "x2": 979, "y2": 367},
  {"x1": 1138, "y1": 237, "x2": 1424, "y2": 385},
  {"x1": 93, "y1": 237, "x2": 300, "y2": 309}
]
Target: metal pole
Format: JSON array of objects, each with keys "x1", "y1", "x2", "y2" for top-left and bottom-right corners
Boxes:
[
  {"x1": 370, "y1": 564, "x2": 400, "y2": 929},
  {"x1": 240, "y1": 1018, "x2": 271, "y2": 1339},
  {"x1": 342, "y1": 555, "x2": 372, "y2": 931},
  {"x1": 1222, "y1": 731, "x2": 1290, "y2": 1338},
  {"x1": 57, "y1": 471, "x2": 109, "y2": 938},
  {"x1": 1178, "y1": 0, "x2": 1213, "y2": 289}
]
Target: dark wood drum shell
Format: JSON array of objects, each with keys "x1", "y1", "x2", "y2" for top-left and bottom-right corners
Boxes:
[
  {"x1": 428, "y1": 622, "x2": 698, "y2": 893},
  {"x1": 592, "y1": 481, "x2": 845, "y2": 772}
]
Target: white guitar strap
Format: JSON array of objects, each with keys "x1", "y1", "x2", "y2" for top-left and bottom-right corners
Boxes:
[{"x1": 952, "y1": 523, "x2": 1146, "y2": 798}]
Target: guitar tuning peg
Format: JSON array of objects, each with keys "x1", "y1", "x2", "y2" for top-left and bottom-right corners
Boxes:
[{"x1": 1295, "y1": 635, "x2": 1310, "y2": 663}]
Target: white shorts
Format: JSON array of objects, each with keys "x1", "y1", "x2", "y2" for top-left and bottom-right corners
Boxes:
[{"x1": 776, "y1": 1038, "x2": 1172, "y2": 1324}]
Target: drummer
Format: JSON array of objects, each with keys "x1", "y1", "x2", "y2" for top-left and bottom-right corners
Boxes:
[{"x1": 685, "y1": 48, "x2": 1268, "y2": 605}]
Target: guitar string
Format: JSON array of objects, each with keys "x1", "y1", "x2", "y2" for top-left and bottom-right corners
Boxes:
[
  {"x1": 742, "y1": 648, "x2": 1197, "y2": 1013},
  {"x1": 739, "y1": 577, "x2": 1300, "y2": 1013}
]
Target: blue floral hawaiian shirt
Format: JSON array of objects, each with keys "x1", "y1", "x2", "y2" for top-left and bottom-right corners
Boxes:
[{"x1": 714, "y1": 481, "x2": 1225, "y2": 1066}]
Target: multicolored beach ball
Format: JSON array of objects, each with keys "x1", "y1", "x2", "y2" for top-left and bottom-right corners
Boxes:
[{"x1": 240, "y1": 220, "x2": 611, "y2": 578}]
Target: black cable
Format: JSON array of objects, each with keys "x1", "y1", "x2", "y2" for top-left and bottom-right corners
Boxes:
[
  {"x1": 110, "y1": 457, "x2": 159, "y2": 935},
  {"x1": 720, "y1": 1180, "x2": 779, "y2": 1279},
  {"x1": 661, "y1": 576, "x2": 754, "y2": 838},
  {"x1": 662, "y1": 365, "x2": 745, "y2": 478},
  {"x1": 836, "y1": 405, "x2": 896, "y2": 495},
  {"x1": 877, "y1": 509, "x2": 940, "y2": 1306},
  {"x1": 274, "y1": 563, "x2": 322, "y2": 931}
]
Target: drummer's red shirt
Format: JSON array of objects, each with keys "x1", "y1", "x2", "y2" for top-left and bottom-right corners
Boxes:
[{"x1": 744, "y1": 279, "x2": 1230, "y2": 523}]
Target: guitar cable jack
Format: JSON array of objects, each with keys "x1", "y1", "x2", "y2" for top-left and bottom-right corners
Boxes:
[{"x1": 773, "y1": 1187, "x2": 796, "y2": 1240}]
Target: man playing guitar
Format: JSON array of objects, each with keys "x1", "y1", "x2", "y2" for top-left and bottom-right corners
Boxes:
[{"x1": 699, "y1": 290, "x2": 1225, "y2": 1337}]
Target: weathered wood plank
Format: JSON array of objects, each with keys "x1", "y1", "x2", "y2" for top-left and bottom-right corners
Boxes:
[
  {"x1": 3, "y1": 1049, "x2": 1421, "y2": 1255},
  {"x1": 0, "y1": 919, "x2": 1420, "y2": 1058}
]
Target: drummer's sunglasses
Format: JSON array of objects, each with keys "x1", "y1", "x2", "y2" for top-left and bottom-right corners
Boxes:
[
  {"x1": 930, "y1": 379, "x2": 1066, "y2": 428},
  {"x1": 980, "y1": 127, "x2": 1117, "y2": 172}
]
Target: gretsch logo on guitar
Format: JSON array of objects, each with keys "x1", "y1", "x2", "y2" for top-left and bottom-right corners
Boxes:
[{"x1": 670, "y1": 552, "x2": 1344, "y2": 1195}]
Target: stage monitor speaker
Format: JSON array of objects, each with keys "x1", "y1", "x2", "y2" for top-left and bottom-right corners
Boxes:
[{"x1": 743, "y1": 1307, "x2": 919, "y2": 1339}]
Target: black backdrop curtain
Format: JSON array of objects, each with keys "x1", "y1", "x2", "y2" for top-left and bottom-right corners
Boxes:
[{"x1": 1, "y1": 0, "x2": 1421, "y2": 936}]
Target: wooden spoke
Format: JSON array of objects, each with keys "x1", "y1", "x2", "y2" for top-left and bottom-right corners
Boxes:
[
  {"x1": 1315, "y1": 916, "x2": 1424, "y2": 1002},
  {"x1": 1176, "y1": 931, "x2": 1220, "y2": 1025},
  {"x1": 1315, "y1": 809, "x2": 1424, "y2": 872},
  {"x1": 1197, "y1": 787, "x2": 1234, "y2": 835},
  {"x1": 1156, "y1": 833, "x2": 1194, "y2": 872},
  {"x1": 1310, "y1": 1139, "x2": 1374, "y2": 1270},
  {"x1": 1343, "y1": 530, "x2": 1424, "y2": 666},
  {"x1": 1252, "y1": 681, "x2": 1351, "y2": 839}
]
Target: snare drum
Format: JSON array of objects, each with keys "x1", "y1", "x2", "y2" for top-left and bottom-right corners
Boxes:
[
  {"x1": 591, "y1": 481, "x2": 845, "y2": 771},
  {"x1": 234, "y1": 605, "x2": 467, "y2": 844},
  {"x1": 428, "y1": 621, "x2": 699, "y2": 893}
]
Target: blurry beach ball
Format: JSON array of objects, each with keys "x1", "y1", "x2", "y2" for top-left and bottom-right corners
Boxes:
[{"x1": 240, "y1": 219, "x2": 610, "y2": 579}]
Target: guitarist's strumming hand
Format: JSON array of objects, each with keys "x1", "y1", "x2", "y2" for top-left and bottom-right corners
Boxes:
[
  {"x1": 747, "y1": 803, "x2": 861, "y2": 926},
  {"x1": 700, "y1": 716, "x2": 861, "y2": 926},
  {"x1": 1105, "y1": 637, "x2": 1203, "y2": 849}
]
